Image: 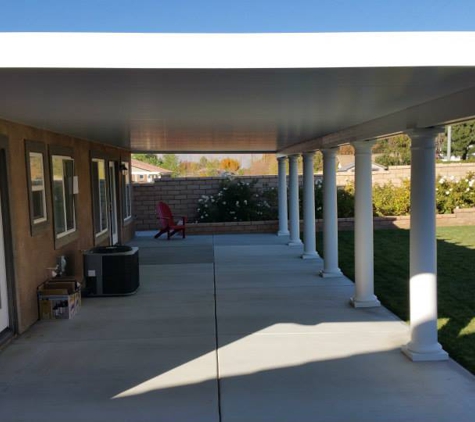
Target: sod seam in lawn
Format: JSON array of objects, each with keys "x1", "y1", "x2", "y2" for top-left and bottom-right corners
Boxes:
[{"x1": 316, "y1": 226, "x2": 475, "y2": 375}]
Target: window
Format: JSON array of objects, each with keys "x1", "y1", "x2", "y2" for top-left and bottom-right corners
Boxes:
[
  {"x1": 52, "y1": 155, "x2": 76, "y2": 238},
  {"x1": 91, "y1": 159, "x2": 108, "y2": 236},
  {"x1": 26, "y1": 140, "x2": 50, "y2": 235},
  {"x1": 121, "y1": 162, "x2": 132, "y2": 221},
  {"x1": 29, "y1": 152, "x2": 47, "y2": 224}
]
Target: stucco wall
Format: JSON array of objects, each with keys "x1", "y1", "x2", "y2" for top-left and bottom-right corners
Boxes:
[{"x1": 0, "y1": 118, "x2": 134, "y2": 333}]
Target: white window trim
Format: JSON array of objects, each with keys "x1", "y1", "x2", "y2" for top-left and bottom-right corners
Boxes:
[
  {"x1": 52, "y1": 155, "x2": 76, "y2": 239},
  {"x1": 30, "y1": 151, "x2": 47, "y2": 224},
  {"x1": 92, "y1": 158, "x2": 109, "y2": 237},
  {"x1": 96, "y1": 229, "x2": 108, "y2": 237},
  {"x1": 123, "y1": 162, "x2": 132, "y2": 222}
]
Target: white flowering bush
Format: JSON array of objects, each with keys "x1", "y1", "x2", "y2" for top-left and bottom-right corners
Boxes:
[
  {"x1": 436, "y1": 172, "x2": 475, "y2": 214},
  {"x1": 197, "y1": 179, "x2": 278, "y2": 222},
  {"x1": 196, "y1": 173, "x2": 475, "y2": 223},
  {"x1": 342, "y1": 173, "x2": 475, "y2": 217}
]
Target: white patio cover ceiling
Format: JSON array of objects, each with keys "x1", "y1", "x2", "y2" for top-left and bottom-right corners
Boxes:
[{"x1": 1, "y1": 32, "x2": 475, "y2": 153}]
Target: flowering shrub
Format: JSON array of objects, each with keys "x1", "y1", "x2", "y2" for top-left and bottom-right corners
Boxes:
[
  {"x1": 258, "y1": 184, "x2": 279, "y2": 220},
  {"x1": 197, "y1": 179, "x2": 278, "y2": 222},
  {"x1": 436, "y1": 172, "x2": 475, "y2": 214},
  {"x1": 307, "y1": 179, "x2": 354, "y2": 218},
  {"x1": 196, "y1": 174, "x2": 475, "y2": 223},
  {"x1": 338, "y1": 174, "x2": 474, "y2": 217},
  {"x1": 313, "y1": 179, "x2": 323, "y2": 218},
  {"x1": 337, "y1": 184, "x2": 355, "y2": 218},
  {"x1": 373, "y1": 180, "x2": 411, "y2": 217}
]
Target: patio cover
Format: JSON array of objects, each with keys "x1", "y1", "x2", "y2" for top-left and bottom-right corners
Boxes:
[{"x1": 1, "y1": 32, "x2": 475, "y2": 152}]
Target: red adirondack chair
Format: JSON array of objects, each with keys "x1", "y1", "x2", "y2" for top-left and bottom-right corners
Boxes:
[{"x1": 154, "y1": 202, "x2": 187, "y2": 240}]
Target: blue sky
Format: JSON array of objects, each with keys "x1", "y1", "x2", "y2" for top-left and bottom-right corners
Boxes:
[{"x1": 1, "y1": 0, "x2": 475, "y2": 32}]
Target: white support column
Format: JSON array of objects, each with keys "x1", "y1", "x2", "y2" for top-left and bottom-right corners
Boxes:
[
  {"x1": 350, "y1": 140, "x2": 380, "y2": 308},
  {"x1": 288, "y1": 154, "x2": 302, "y2": 246},
  {"x1": 402, "y1": 128, "x2": 448, "y2": 362},
  {"x1": 302, "y1": 152, "x2": 319, "y2": 259},
  {"x1": 321, "y1": 148, "x2": 342, "y2": 277},
  {"x1": 277, "y1": 156, "x2": 289, "y2": 236}
]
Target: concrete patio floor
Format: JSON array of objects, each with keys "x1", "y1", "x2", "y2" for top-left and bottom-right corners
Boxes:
[{"x1": 1, "y1": 233, "x2": 474, "y2": 421}]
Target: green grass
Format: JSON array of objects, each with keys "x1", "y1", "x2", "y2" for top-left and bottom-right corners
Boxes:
[{"x1": 316, "y1": 226, "x2": 475, "y2": 374}]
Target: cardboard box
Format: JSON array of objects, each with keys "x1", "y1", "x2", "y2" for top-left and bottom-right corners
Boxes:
[
  {"x1": 45, "y1": 277, "x2": 82, "y2": 309},
  {"x1": 38, "y1": 279, "x2": 81, "y2": 320}
]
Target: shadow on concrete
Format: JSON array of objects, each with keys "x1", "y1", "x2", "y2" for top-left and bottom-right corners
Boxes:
[
  {"x1": 318, "y1": 227, "x2": 475, "y2": 375},
  {"x1": 1, "y1": 232, "x2": 474, "y2": 421},
  {"x1": 111, "y1": 348, "x2": 475, "y2": 422}
]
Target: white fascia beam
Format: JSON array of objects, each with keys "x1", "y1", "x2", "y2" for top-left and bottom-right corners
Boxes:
[
  {"x1": 281, "y1": 85, "x2": 475, "y2": 154},
  {"x1": 2, "y1": 32, "x2": 475, "y2": 69}
]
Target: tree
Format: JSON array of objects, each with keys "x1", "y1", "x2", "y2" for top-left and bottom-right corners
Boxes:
[
  {"x1": 313, "y1": 151, "x2": 323, "y2": 172},
  {"x1": 219, "y1": 158, "x2": 241, "y2": 173},
  {"x1": 178, "y1": 161, "x2": 201, "y2": 177},
  {"x1": 374, "y1": 135, "x2": 411, "y2": 166},
  {"x1": 160, "y1": 154, "x2": 181, "y2": 177},
  {"x1": 245, "y1": 154, "x2": 278, "y2": 175},
  {"x1": 448, "y1": 120, "x2": 475, "y2": 160},
  {"x1": 131, "y1": 153, "x2": 162, "y2": 167},
  {"x1": 338, "y1": 145, "x2": 354, "y2": 155},
  {"x1": 205, "y1": 159, "x2": 220, "y2": 176}
]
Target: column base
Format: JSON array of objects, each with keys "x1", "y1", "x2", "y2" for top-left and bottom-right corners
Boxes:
[
  {"x1": 401, "y1": 344, "x2": 449, "y2": 362},
  {"x1": 288, "y1": 239, "x2": 303, "y2": 247},
  {"x1": 319, "y1": 269, "x2": 343, "y2": 278},
  {"x1": 277, "y1": 230, "x2": 290, "y2": 236},
  {"x1": 302, "y1": 251, "x2": 319, "y2": 260},
  {"x1": 350, "y1": 296, "x2": 381, "y2": 308}
]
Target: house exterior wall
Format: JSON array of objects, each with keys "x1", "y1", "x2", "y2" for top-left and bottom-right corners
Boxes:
[
  {"x1": 0, "y1": 118, "x2": 134, "y2": 334},
  {"x1": 131, "y1": 169, "x2": 160, "y2": 184}
]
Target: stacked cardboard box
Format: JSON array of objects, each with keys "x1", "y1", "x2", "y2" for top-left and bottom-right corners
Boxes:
[{"x1": 38, "y1": 278, "x2": 81, "y2": 320}]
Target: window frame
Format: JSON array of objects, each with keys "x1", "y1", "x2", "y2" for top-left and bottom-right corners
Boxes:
[
  {"x1": 49, "y1": 145, "x2": 78, "y2": 249},
  {"x1": 30, "y1": 152, "x2": 47, "y2": 224},
  {"x1": 91, "y1": 157, "x2": 109, "y2": 242},
  {"x1": 25, "y1": 140, "x2": 50, "y2": 236},
  {"x1": 121, "y1": 161, "x2": 132, "y2": 223}
]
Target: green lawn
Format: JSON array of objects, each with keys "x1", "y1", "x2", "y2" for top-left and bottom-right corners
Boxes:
[{"x1": 316, "y1": 226, "x2": 475, "y2": 374}]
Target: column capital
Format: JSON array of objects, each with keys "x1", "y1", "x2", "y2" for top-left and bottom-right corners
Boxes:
[
  {"x1": 407, "y1": 127, "x2": 443, "y2": 150},
  {"x1": 288, "y1": 154, "x2": 300, "y2": 162},
  {"x1": 302, "y1": 151, "x2": 315, "y2": 161},
  {"x1": 351, "y1": 140, "x2": 376, "y2": 153},
  {"x1": 276, "y1": 155, "x2": 288, "y2": 162},
  {"x1": 321, "y1": 147, "x2": 338, "y2": 157}
]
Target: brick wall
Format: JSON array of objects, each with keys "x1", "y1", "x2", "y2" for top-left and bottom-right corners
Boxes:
[
  {"x1": 187, "y1": 220, "x2": 279, "y2": 235},
  {"x1": 335, "y1": 162, "x2": 475, "y2": 187},
  {"x1": 153, "y1": 208, "x2": 475, "y2": 235},
  {"x1": 141, "y1": 209, "x2": 475, "y2": 234},
  {"x1": 133, "y1": 175, "x2": 283, "y2": 228},
  {"x1": 334, "y1": 208, "x2": 475, "y2": 231},
  {"x1": 133, "y1": 163, "x2": 475, "y2": 231}
]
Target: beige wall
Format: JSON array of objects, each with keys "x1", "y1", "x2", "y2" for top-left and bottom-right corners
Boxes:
[
  {"x1": 133, "y1": 163, "x2": 475, "y2": 230},
  {"x1": 0, "y1": 118, "x2": 134, "y2": 333},
  {"x1": 333, "y1": 163, "x2": 475, "y2": 187},
  {"x1": 166, "y1": 208, "x2": 475, "y2": 235},
  {"x1": 133, "y1": 175, "x2": 282, "y2": 229}
]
